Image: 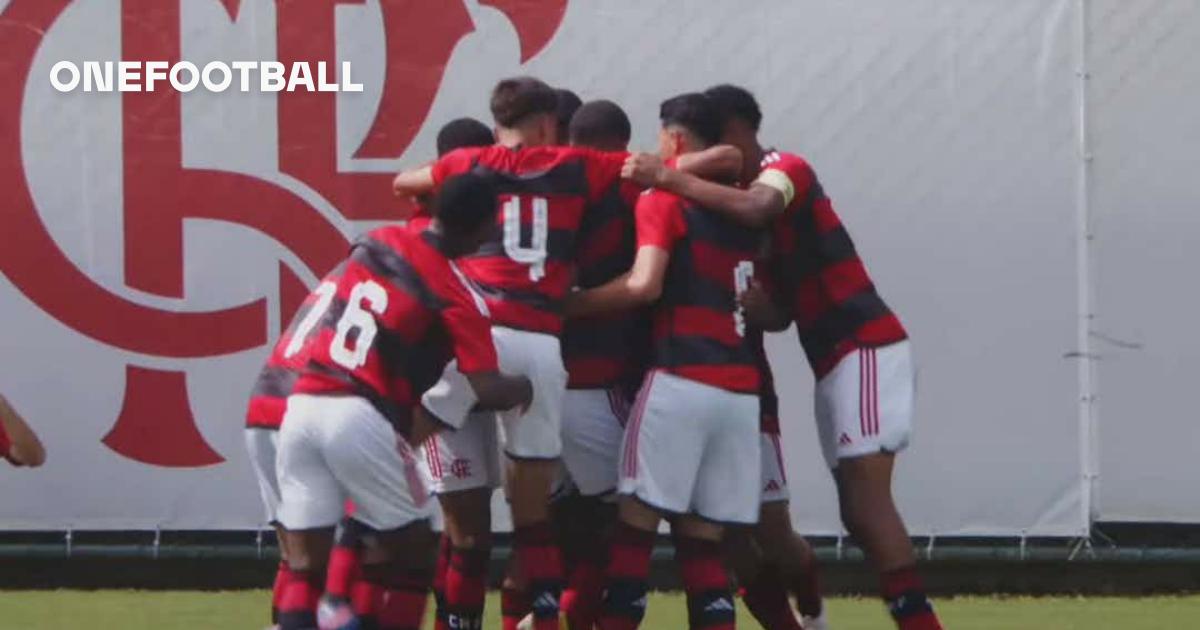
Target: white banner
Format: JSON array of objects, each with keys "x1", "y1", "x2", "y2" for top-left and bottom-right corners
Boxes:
[{"x1": 1, "y1": 0, "x2": 1189, "y2": 534}]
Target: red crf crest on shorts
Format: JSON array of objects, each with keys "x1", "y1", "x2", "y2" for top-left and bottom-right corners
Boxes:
[{"x1": 0, "y1": 0, "x2": 566, "y2": 467}]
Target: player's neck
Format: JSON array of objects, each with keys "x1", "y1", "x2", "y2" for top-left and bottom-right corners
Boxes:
[{"x1": 495, "y1": 127, "x2": 540, "y2": 149}]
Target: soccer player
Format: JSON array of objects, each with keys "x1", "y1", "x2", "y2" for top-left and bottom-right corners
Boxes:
[
  {"x1": 568, "y1": 92, "x2": 763, "y2": 630},
  {"x1": 554, "y1": 88, "x2": 583, "y2": 144},
  {"x1": 271, "y1": 173, "x2": 533, "y2": 630},
  {"x1": 543, "y1": 99, "x2": 645, "y2": 630},
  {"x1": 392, "y1": 77, "x2": 629, "y2": 630},
  {"x1": 623, "y1": 84, "x2": 940, "y2": 630},
  {"x1": 0, "y1": 394, "x2": 46, "y2": 468}
]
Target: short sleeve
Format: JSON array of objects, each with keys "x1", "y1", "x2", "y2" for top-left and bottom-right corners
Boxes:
[
  {"x1": 580, "y1": 149, "x2": 629, "y2": 202},
  {"x1": 635, "y1": 191, "x2": 686, "y2": 250},
  {"x1": 755, "y1": 152, "x2": 815, "y2": 208},
  {"x1": 431, "y1": 147, "x2": 483, "y2": 189}
]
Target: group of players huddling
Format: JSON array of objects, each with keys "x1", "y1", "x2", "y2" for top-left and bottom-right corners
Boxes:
[{"x1": 243, "y1": 76, "x2": 944, "y2": 630}]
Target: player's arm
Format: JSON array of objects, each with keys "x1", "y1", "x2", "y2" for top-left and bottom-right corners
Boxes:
[
  {"x1": 739, "y1": 280, "x2": 790, "y2": 332},
  {"x1": 0, "y1": 394, "x2": 46, "y2": 467},
  {"x1": 565, "y1": 245, "x2": 670, "y2": 318},
  {"x1": 436, "y1": 276, "x2": 533, "y2": 413},
  {"x1": 392, "y1": 165, "x2": 434, "y2": 198},
  {"x1": 673, "y1": 144, "x2": 743, "y2": 182},
  {"x1": 623, "y1": 153, "x2": 788, "y2": 228}
]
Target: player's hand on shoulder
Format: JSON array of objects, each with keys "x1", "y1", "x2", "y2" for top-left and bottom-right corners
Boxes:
[
  {"x1": 622, "y1": 152, "x2": 667, "y2": 188},
  {"x1": 738, "y1": 280, "x2": 787, "y2": 331}
]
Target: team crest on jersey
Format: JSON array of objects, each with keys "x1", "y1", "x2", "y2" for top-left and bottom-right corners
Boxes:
[{"x1": 0, "y1": 0, "x2": 567, "y2": 467}]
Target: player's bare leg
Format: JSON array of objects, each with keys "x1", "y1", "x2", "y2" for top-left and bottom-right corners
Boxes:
[
  {"x1": 835, "y1": 452, "x2": 941, "y2": 630},
  {"x1": 506, "y1": 457, "x2": 566, "y2": 630},
  {"x1": 742, "y1": 502, "x2": 826, "y2": 630},
  {"x1": 436, "y1": 488, "x2": 493, "y2": 630},
  {"x1": 277, "y1": 527, "x2": 335, "y2": 630},
  {"x1": 269, "y1": 523, "x2": 295, "y2": 627}
]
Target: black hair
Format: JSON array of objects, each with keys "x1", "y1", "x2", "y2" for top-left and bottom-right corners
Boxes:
[
  {"x1": 703, "y1": 84, "x2": 762, "y2": 131},
  {"x1": 490, "y1": 76, "x2": 558, "y2": 128},
  {"x1": 569, "y1": 99, "x2": 632, "y2": 149},
  {"x1": 436, "y1": 173, "x2": 498, "y2": 236},
  {"x1": 436, "y1": 117, "x2": 494, "y2": 156},
  {"x1": 659, "y1": 92, "x2": 722, "y2": 147},
  {"x1": 554, "y1": 88, "x2": 583, "y2": 141}
]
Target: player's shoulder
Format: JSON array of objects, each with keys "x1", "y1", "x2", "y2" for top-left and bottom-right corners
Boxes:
[
  {"x1": 636, "y1": 187, "x2": 686, "y2": 213},
  {"x1": 760, "y1": 149, "x2": 812, "y2": 176}
]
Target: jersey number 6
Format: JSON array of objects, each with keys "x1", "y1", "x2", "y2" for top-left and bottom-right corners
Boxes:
[{"x1": 283, "y1": 280, "x2": 389, "y2": 370}]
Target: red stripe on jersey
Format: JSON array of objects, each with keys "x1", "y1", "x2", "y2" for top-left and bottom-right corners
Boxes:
[
  {"x1": 654, "y1": 306, "x2": 744, "y2": 348},
  {"x1": 688, "y1": 240, "x2": 747, "y2": 289},
  {"x1": 564, "y1": 357, "x2": 626, "y2": 390},
  {"x1": 820, "y1": 258, "x2": 874, "y2": 307}
]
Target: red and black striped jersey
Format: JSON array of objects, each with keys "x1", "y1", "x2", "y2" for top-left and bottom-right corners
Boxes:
[
  {"x1": 749, "y1": 329, "x2": 781, "y2": 435},
  {"x1": 562, "y1": 181, "x2": 651, "y2": 389},
  {"x1": 758, "y1": 150, "x2": 907, "y2": 378},
  {"x1": 637, "y1": 189, "x2": 763, "y2": 394},
  {"x1": 431, "y1": 145, "x2": 627, "y2": 335},
  {"x1": 280, "y1": 226, "x2": 497, "y2": 435},
  {"x1": 244, "y1": 264, "x2": 347, "y2": 431}
]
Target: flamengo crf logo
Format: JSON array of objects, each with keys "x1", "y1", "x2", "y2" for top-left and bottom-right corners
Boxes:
[{"x1": 0, "y1": 0, "x2": 566, "y2": 467}]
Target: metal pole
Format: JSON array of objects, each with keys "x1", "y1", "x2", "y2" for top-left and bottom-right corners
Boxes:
[{"x1": 1074, "y1": 0, "x2": 1098, "y2": 534}]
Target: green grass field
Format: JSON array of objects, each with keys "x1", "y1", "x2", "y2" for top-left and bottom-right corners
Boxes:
[{"x1": 0, "y1": 591, "x2": 1195, "y2": 629}]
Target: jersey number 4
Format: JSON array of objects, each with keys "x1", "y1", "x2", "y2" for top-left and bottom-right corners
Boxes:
[
  {"x1": 283, "y1": 280, "x2": 389, "y2": 370},
  {"x1": 502, "y1": 195, "x2": 549, "y2": 282},
  {"x1": 733, "y1": 261, "x2": 755, "y2": 338}
]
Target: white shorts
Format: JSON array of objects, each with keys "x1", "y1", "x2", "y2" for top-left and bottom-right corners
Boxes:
[
  {"x1": 618, "y1": 370, "x2": 761, "y2": 525},
  {"x1": 423, "y1": 410, "x2": 504, "y2": 494},
  {"x1": 759, "y1": 430, "x2": 789, "y2": 504},
  {"x1": 244, "y1": 428, "x2": 281, "y2": 524},
  {"x1": 558, "y1": 387, "x2": 629, "y2": 497},
  {"x1": 421, "y1": 327, "x2": 568, "y2": 481},
  {"x1": 276, "y1": 394, "x2": 429, "y2": 531},
  {"x1": 815, "y1": 341, "x2": 915, "y2": 469}
]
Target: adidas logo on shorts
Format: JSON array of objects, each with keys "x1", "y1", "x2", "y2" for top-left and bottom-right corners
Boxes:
[
  {"x1": 839, "y1": 432, "x2": 853, "y2": 446},
  {"x1": 704, "y1": 597, "x2": 735, "y2": 613}
]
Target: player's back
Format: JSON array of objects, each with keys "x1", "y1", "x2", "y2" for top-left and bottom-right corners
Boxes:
[
  {"x1": 762, "y1": 150, "x2": 906, "y2": 377},
  {"x1": 432, "y1": 144, "x2": 624, "y2": 335},
  {"x1": 645, "y1": 189, "x2": 763, "y2": 394},
  {"x1": 291, "y1": 226, "x2": 466, "y2": 433},
  {"x1": 561, "y1": 181, "x2": 649, "y2": 390},
  {"x1": 245, "y1": 263, "x2": 348, "y2": 431}
]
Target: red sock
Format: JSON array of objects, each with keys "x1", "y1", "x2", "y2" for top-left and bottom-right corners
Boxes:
[
  {"x1": 741, "y1": 565, "x2": 803, "y2": 630},
  {"x1": 514, "y1": 521, "x2": 565, "y2": 630},
  {"x1": 501, "y1": 585, "x2": 532, "y2": 630},
  {"x1": 881, "y1": 565, "x2": 943, "y2": 630},
  {"x1": 365, "y1": 564, "x2": 431, "y2": 630},
  {"x1": 599, "y1": 523, "x2": 654, "y2": 630},
  {"x1": 351, "y1": 579, "x2": 383, "y2": 628},
  {"x1": 437, "y1": 545, "x2": 488, "y2": 630},
  {"x1": 277, "y1": 569, "x2": 324, "y2": 630},
  {"x1": 325, "y1": 537, "x2": 362, "y2": 600},
  {"x1": 271, "y1": 560, "x2": 296, "y2": 624},
  {"x1": 562, "y1": 560, "x2": 604, "y2": 629},
  {"x1": 674, "y1": 535, "x2": 735, "y2": 630},
  {"x1": 790, "y1": 554, "x2": 824, "y2": 618}
]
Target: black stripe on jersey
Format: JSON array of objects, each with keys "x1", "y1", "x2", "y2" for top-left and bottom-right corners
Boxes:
[
  {"x1": 654, "y1": 335, "x2": 755, "y2": 369},
  {"x1": 778, "y1": 224, "x2": 859, "y2": 277},
  {"x1": 250, "y1": 365, "x2": 299, "y2": 399},
  {"x1": 576, "y1": 248, "x2": 632, "y2": 288},
  {"x1": 469, "y1": 280, "x2": 563, "y2": 314},
  {"x1": 561, "y1": 318, "x2": 641, "y2": 355},
  {"x1": 796, "y1": 288, "x2": 892, "y2": 364},
  {"x1": 682, "y1": 207, "x2": 764, "y2": 252},
  {"x1": 354, "y1": 237, "x2": 446, "y2": 312},
  {"x1": 471, "y1": 160, "x2": 588, "y2": 198},
  {"x1": 662, "y1": 247, "x2": 737, "y2": 312}
]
